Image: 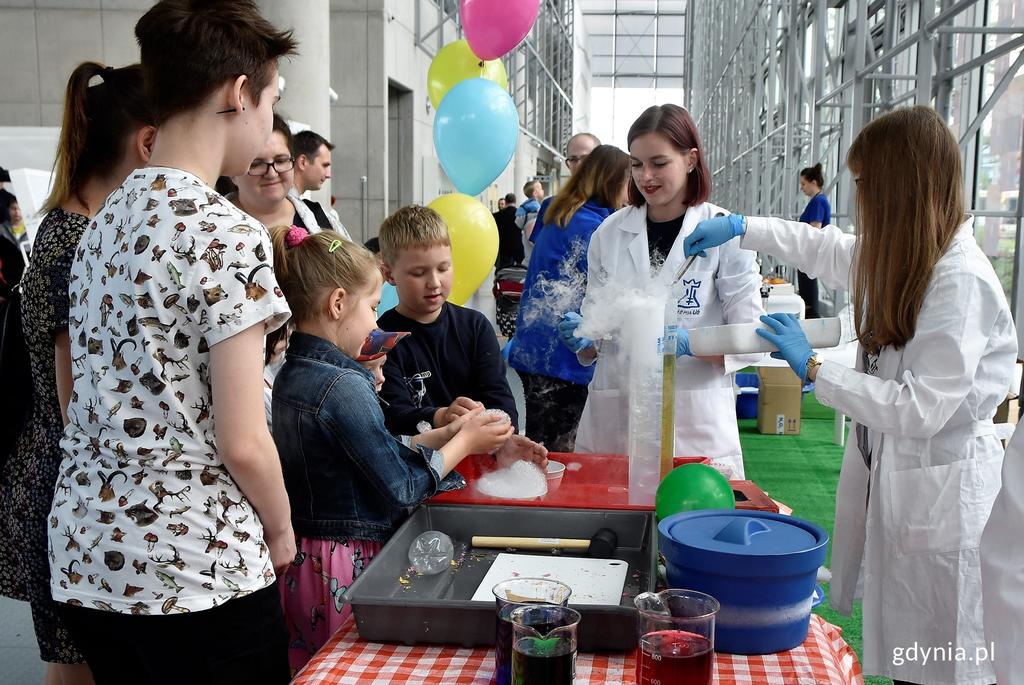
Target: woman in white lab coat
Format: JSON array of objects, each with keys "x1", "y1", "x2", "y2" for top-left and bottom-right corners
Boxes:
[
  {"x1": 558, "y1": 104, "x2": 764, "y2": 478},
  {"x1": 685, "y1": 105, "x2": 1014, "y2": 685}
]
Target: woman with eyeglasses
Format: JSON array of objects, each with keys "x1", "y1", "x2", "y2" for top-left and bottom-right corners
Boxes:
[{"x1": 229, "y1": 114, "x2": 335, "y2": 232}]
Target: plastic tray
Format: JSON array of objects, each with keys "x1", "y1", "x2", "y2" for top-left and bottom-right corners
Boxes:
[
  {"x1": 431, "y1": 452, "x2": 710, "y2": 510},
  {"x1": 343, "y1": 504, "x2": 658, "y2": 652}
]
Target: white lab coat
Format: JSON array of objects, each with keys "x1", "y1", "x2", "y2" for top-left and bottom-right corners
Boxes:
[
  {"x1": 744, "y1": 215, "x2": 1015, "y2": 684},
  {"x1": 981, "y1": 424, "x2": 1024, "y2": 685},
  {"x1": 574, "y1": 203, "x2": 765, "y2": 477}
]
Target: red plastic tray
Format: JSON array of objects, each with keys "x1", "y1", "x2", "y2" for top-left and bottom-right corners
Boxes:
[{"x1": 430, "y1": 453, "x2": 710, "y2": 511}]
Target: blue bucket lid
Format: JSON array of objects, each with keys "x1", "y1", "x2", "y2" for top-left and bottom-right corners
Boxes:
[{"x1": 659, "y1": 510, "x2": 828, "y2": 578}]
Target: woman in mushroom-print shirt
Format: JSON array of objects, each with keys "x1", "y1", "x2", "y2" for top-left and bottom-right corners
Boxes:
[{"x1": 47, "y1": 167, "x2": 290, "y2": 614}]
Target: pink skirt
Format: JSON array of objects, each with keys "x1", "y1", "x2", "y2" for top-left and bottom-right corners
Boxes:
[{"x1": 279, "y1": 536, "x2": 382, "y2": 673}]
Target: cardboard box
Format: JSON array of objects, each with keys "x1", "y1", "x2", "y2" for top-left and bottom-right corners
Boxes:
[
  {"x1": 756, "y1": 366, "x2": 803, "y2": 435},
  {"x1": 994, "y1": 392, "x2": 1020, "y2": 426}
]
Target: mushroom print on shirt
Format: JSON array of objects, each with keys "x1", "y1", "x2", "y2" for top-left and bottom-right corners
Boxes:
[{"x1": 47, "y1": 167, "x2": 290, "y2": 614}]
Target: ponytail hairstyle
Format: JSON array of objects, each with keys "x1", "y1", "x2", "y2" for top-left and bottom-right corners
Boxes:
[
  {"x1": 270, "y1": 226, "x2": 378, "y2": 323},
  {"x1": 43, "y1": 62, "x2": 153, "y2": 214},
  {"x1": 800, "y1": 163, "x2": 825, "y2": 188}
]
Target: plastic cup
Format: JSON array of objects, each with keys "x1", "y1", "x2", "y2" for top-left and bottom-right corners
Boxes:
[
  {"x1": 492, "y1": 578, "x2": 572, "y2": 685},
  {"x1": 634, "y1": 589, "x2": 719, "y2": 685}
]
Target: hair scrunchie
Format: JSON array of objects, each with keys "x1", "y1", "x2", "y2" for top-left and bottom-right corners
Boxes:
[{"x1": 285, "y1": 225, "x2": 309, "y2": 247}]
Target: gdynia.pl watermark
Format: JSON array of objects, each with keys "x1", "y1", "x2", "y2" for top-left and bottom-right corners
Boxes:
[{"x1": 892, "y1": 642, "x2": 995, "y2": 667}]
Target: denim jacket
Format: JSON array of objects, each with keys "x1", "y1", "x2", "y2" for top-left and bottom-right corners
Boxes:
[{"x1": 272, "y1": 332, "x2": 465, "y2": 542}]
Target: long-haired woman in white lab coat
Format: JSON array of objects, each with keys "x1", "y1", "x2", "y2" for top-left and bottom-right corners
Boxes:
[
  {"x1": 558, "y1": 104, "x2": 764, "y2": 478},
  {"x1": 685, "y1": 105, "x2": 1014, "y2": 685}
]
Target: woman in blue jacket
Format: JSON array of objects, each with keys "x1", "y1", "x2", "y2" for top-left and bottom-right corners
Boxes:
[{"x1": 510, "y1": 145, "x2": 631, "y2": 451}]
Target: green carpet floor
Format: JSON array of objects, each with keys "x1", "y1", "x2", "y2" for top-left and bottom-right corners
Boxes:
[{"x1": 738, "y1": 390, "x2": 890, "y2": 685}]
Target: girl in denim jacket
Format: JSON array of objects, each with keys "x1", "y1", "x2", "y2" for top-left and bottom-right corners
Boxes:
[{"x1": 268, "y1": 226, "x2": 538, "y2": 670}]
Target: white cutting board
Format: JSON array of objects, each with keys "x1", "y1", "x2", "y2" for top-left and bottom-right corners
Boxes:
[{"x1": 472, "y1": 553, "x2": 629, "y2": 606}]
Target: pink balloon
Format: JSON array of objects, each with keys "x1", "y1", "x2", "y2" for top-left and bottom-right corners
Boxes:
[{"x1": 461, "y1": 0, "x2": 541, "y2": 61}]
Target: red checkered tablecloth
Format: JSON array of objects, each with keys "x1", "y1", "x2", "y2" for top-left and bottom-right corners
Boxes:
[{"x1": 293, "y1": 614, "x2": 863, "y2": 684}]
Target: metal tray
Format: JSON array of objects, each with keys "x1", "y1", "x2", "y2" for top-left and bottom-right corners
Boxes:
[{"x1": 343, "y1": 504, "x2": 657, "y2": 652}]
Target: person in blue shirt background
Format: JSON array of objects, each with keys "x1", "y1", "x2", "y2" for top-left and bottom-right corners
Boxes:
[
  {"x1": 510, "y1": 145, "x2": 630, "y2": 451},
  {"x1": 797, "y1": 163, "x2": 831, "y2": 318}
]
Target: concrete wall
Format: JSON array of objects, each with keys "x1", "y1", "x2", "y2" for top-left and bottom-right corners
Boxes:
[{"x1": 0, "y1": 0, "x2": 148, "y2": 127}]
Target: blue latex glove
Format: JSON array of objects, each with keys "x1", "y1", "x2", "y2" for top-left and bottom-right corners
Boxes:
[
  {"x1": 558, "y1": 312, "x2": 594, "y2": 354},
  {"x1": 755, "y1": 313, "x2": 815, "y2": 381},
  {"x1": 683, "y1": 214, "x2": 746, "y2": 258},
  {"x1": 676, "y1": 329, "x2": 692, "y2": 357}
]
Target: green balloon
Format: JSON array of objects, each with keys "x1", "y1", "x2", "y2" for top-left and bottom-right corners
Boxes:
[{"x1": 655, "y1": 464, "x2": 736, "y2": 520}]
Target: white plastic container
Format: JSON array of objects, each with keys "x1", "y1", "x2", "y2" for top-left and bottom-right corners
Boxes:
[
  {"x1": 763, "y1": 282, "x2": 805, "y2": 318},
  {"x1": 688, "y1": 317, "x2": 842, "y2": 356}
]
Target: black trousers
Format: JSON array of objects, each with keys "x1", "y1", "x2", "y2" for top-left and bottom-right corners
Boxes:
[
  {"x1": 60, "y1": 582, "x2": 290, "y2": 685},
  {"x1": 517, "y1": 371, "x2": 589, "y2": 453},
  {"x1": 797, "y1": 270, "x2": 820, "y2": 319}
]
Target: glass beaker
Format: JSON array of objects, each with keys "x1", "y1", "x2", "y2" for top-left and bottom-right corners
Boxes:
[
  {"x1": 634, "y1": 589, "x2": 719, "y2": 685},
  {"x1": 492, "y1": 578, "x2": 572, "y2": 685},
  {"x1": 510, "y1": 604, "x2": 581, "y2": 685}
]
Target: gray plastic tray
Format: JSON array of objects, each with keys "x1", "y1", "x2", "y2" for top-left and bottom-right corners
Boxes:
[{"x1": 343, "y1": 504, "x2": 657, "y2": 652}]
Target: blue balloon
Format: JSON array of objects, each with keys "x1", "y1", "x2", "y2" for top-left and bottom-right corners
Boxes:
[
  {"x1": 377, "y1": 282, "x2": 399, "y2": 317},
  {"x1": 433, "y1": 78, "x2": 519, "y2": 196}
]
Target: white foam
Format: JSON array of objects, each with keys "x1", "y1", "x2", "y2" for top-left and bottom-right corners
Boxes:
[{"x1": 475, "y1": 460, "x2": 549, "y2": 499}]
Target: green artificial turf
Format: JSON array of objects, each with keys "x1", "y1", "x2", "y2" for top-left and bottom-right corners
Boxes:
[{"x1": 738, "y1": 390, "x2": 891, "y2": 685}]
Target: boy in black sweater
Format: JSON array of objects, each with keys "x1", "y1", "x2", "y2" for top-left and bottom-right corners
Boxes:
[{"x1": 377, "y1": 205, "x2": 519, "y2": 436}]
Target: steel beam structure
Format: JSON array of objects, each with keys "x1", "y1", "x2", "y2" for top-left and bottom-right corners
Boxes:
[
  {"x1": 416, "y1": 0, "x2": 576, "y2": 158},
  {"x1": 687, "y1": 0, "x2": 1024, "y2": 319}
]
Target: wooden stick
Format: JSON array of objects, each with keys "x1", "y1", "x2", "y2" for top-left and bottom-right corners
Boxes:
[{"x1": 471, "y1": 536, "x2": 591, "y2": 551}]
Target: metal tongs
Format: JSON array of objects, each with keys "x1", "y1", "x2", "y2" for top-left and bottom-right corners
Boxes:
[{"x1": 670, "y1": 212, "x2": 726, "y2": 288}]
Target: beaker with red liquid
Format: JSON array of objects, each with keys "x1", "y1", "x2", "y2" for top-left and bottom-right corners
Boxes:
[{"x1": 634, "y1": 589, "x2": 719, "y2": 685}]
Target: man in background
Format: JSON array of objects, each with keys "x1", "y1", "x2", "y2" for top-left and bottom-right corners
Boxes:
[
  {"x1": 288, "y1": 129, "x2": 351, "y2": 239},
  {"x1": 530, "y1": 132, "x2": 602, "y2": 249},
  {"x1": 564, "y1": 132, "x2": 600, "y2": 176},
  {"x1": 292, "y1": 130, "x2": 333, "y2": 195},
  {"x1": 494, "y1": 192, "x2": 521, "y2": 267}
]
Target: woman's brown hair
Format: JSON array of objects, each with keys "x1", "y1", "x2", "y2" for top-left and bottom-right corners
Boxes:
[
  {"x1": 800, "y1": 163, "x2": 825, "y2": 187},
  {"x1": 545, "y1": 145, "x2": 630, "y2": 228},
  {"x1": 42, "y1": 62, "x2": 153, "y2": 213},
  {"x1": 270, "y1": 227, "x2": 378, "y2": 323},
  {"x1": 848, "y1": 105, "x2": 965, "y2": 353},
  {"x1": 626, "y1": 104, "x2": 711, "y2": 208}
]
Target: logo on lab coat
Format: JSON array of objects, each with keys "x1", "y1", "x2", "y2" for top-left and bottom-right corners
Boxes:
[{"x1": 678, "y1": 279, "x2": 702, "y2": 312}]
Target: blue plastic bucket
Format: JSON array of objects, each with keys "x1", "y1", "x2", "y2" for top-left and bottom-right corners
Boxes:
[
  {"x1": 735, "y1": 373, "x2": 760, "y2": 419},
  {"x1": 658, "y1": 510, "x2": 829, "y2": 654}
]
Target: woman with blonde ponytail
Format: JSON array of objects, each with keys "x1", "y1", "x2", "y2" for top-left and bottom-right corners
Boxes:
[{"x1": 0, "y1": 61, "x2": 154, "y2": 685}]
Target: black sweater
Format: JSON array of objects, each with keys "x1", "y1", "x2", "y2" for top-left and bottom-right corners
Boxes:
[{"x1": 377, "y1": 302, "x2": 518, "y2": 435}]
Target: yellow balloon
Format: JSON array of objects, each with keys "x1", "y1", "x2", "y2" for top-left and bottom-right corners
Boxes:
[
  {"x1": 428, "y1": 194, "x2": 498, "y2": 305},
  {"x1": 428, "y1": 39, "x2": 509, "y2": 110}
]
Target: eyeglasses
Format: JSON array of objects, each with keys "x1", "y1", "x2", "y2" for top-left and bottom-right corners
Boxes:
[
  {"x1": 247, "y1": 157, "x2": 295, "y2": 176},
  {"x1": 565, "y1": 154, "x2": 589, "y2": 166}
]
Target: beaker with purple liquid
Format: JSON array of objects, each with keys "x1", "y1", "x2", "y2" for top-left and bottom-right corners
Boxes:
[{"x1": 492, "y1": 578, "x2": 572, "y2": 685}]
